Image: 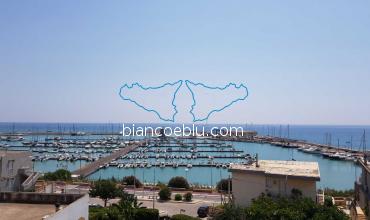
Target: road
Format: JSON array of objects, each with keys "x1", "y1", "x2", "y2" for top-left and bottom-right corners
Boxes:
[{"x1": 89, "y1": 189, "x2": 225, "y2": 217}]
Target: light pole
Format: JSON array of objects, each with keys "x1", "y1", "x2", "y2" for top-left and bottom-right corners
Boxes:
[
  {"x1": 210, "y1": 158, "x2": 214, "y2": 188},
  {"x1": 142, "y1": 169, "x2": 145, "y2": 198},
  {"x1": 185, "y1": 168, "x2": 189, "y2": 180},
  {"x1": 152, "y1": 160, "x2": 156, "y2": 209},
  {"x1": 133, "y1": 167, "x2": 136, "y2": 196}
]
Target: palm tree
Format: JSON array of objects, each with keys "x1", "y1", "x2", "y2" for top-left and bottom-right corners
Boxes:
[{"x1": 112, "y1": 192, "x2": 143, "y2": 220}]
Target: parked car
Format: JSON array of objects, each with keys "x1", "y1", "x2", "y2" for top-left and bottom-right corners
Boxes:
[
  {"x1": 197, "y1": 205, "x2": 209, "y2": 218},
  {"x1": 89, "y1": 203, "x2": 103, "y2": 208}
]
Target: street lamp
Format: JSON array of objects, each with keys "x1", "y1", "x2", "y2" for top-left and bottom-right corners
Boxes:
[
  {"x1": 152, "y1": 160, "x2": 157, "y2": 209},
  {"x1": 185, "y1": 168, "x2": 189, "y2": 180}
]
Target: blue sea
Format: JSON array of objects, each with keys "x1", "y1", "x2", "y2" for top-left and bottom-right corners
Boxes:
[
  {"x1": 1, "y1": 123, "x2": 368, "y2": 148},
  {"x1": 1, "y1": 122, "x2": 368, "y2": 190}
]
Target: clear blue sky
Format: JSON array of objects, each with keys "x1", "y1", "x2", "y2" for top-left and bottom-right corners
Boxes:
[{"x1": 0, "y1": 0, "x2": 369, "y2": 125}]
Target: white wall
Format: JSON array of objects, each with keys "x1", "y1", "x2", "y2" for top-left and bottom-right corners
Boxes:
[
  {"x1": 47, "y1": 194, "x2": 89, "y2": 220},
  {"x1": 232, "y1": 171, "x2": 266, "y2": 207}
]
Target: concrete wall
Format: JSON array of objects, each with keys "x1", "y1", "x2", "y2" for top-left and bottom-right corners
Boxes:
[
  {"x1": 0, "y1": 152, "x2": 33, "y2": 191},
  {"x1": 232, "y1": 171, "x2": 266, "y2": 206},
  {"x1": 356, "y1": 162, "x2": 370, "y2": 214},
  {"x1": 232, "y1": 171, "x2": 317, "y2": 207},
  {"x1": 266, "y1": 176, "x2": 316, "y2": 201},
  {"x1": 46, "y1": 194, "x2": 89, "y2": 220},
  {"x1": 0, "y1": 192, "x2": 83, "y2": 204}
]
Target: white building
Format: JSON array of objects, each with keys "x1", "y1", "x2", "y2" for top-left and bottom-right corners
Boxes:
[
  {"x1": 229, "y1": 160, "x2": 320, "y2": 206},
  {"x1": 0, "y1": 150, "x2": 39, "y2": 191}
]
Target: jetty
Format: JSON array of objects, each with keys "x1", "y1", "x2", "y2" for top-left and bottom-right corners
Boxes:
[{"x1": 72, "y1": 141, "x2": 144, "y2": 178}]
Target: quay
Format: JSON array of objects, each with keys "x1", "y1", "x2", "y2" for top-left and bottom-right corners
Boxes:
[
  {"x1": 72, "y1": 142, "x2": 144, "y2": 178},
  {"x1": 208, "y1": 134, "x2": 365, "y2": 161},
  {"x1": 131, "y1": 155, "x2": 248, "y2": 159},
  {"x1": 131, "y1": 150, "x2": 244, "y2": 153}
]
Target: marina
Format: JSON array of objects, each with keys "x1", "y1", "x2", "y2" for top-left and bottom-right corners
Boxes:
[{"x1": 0, "y1": 126, "x2": 365, "y2": 190}]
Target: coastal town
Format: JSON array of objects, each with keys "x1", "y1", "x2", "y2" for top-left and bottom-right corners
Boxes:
[
  {"x1": 1, "y1": 0, "x2": 369, "y2": 219},
  {"x1": 0, "y1": 129, "x2": 368, "y2": 219}
]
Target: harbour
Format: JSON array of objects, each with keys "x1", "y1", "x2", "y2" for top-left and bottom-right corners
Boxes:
[{"x1": 0, "y1": 124, "x2": 365, "y2": 190}]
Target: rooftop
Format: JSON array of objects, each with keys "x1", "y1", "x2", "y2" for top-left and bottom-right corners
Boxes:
[
  {"x1": 229, "y1": 160, "x2": 320, "y2": 181},
  {"x1": 0, "y1": 203, "x2": 57, "y2": 220},
  {"x1": 0, "y1": 150, "x2": 32, "y2": 157}
]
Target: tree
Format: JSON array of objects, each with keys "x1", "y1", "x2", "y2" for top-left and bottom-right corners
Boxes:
[
  {"x1": 216, "y1": 178, "x2": 232, "y2": 192},
  {"x1": 183, "y1": 192, "x2": 193, "y2": 202},
  {"x1": 168, "y1": 176, "x2": 190, "y2": 189},
  {"x1": 135, "y1": 208, "x2": 159, "y2": 220},
  {"x1": 112, "y1": 192, "x2": 143, "y2": 220},
  {"x1": 244, "y1": 192, "x2": 349, "y2": 220},
  {"x1": 90, "y1": 180, "x2": 121, "y2": 207},
  {"x1": 214, "y1": 202, "x2": 245, "y2": 220},
  {"x1": 89, "y1": 192, "x2": 159, "y2": 220},
  {"x1": 122, "y1": 175, "x2": 142, "y2": 188},
  {"x1": 171, "y1": 214, "x2": 201, "y2": 220},
  {"x1": 158, "y1": 186, "x2": 171, "y2": 200}
]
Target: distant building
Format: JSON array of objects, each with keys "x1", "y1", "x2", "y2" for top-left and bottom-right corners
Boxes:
[
  {"x1": 354, "y1": 160, "x2": 370, "y2": 216},
  {"x1": 0, "y1": 150, "x2": 39, "y2": 191},
  {"x1": 229, "y1": 160, "x2": 320, "y2": 206}
]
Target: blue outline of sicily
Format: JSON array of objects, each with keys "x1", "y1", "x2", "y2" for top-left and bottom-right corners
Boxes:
[{"x1": 118, "y1": 80, "x2": 248, "y2": 122}]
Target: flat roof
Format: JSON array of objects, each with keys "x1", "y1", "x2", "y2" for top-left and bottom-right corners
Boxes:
[
  {"x1": 229, "y1": 160, "x2": 320, "y2": 181},
  {"x1": 0, "y1": 150, "x2": 32, "y2": 157},
  {"x1": 0, "y1": 203, "x2": 57, "y2": 220}
]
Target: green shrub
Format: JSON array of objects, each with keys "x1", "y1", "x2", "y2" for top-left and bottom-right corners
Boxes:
[
  {"x1": 43, "y1": 169, "x2": 72, "y2": 181},
  {"x1": 175, "y1": 194, "x2": 183, "y2": 201},
  {"x1": 157, "y1": 182, "x2": 166, "y2": 189},
  {"x1": 158, "y1": 186, "x2": 171, "y2": 200},
  {"x1": 322, "y1": 188, "x2": 354, "y2": 197},
  {"x1": 171, "y1": 214, "x2": 200, "y2": 220},
  {"x1": 135, "y1": 208, "x2": 159, "y2": 220},
  {"x1": 183, "y1": 192, "x2": 193, "y2": 202},
  {"x1": 122, "y1": 175, "x2": 143, "y2": 188},
  {"x1": 244, "y1": 193, "x2": 349, "y2": 220},
  {"x1": 216, "y1": 178, "x2": 232, "y2": 192},
  {"x1": 168, "y1": 176, "x2": 190, "y2": 189}
]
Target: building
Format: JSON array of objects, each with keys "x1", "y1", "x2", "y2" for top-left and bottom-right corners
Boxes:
[
  {"x1": 354, "y1": 159, "x2": 370, "y2": 217},
  {"x1": 229, "y1": 160, "x2": 320, "y2": 206},
  {"x1": 0, "y1": 150, "x2": 39, "y2": 191},
  {"x1": 0, "y1": 192, "x2": 88, "y2": 220}
]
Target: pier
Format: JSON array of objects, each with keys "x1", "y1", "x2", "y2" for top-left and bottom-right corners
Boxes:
[
  {"x1": 72, "y1": 142, "x2": 144, "y2": 178},
  {"x1": 208, "y1": 134, "x2": 365, "y2": 161}
]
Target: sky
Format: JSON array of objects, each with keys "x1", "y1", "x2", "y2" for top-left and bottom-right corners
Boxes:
[{"x1": 0, "y1": 0, "x2": 369, "y2": 125}]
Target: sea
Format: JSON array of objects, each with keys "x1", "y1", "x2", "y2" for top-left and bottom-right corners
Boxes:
[{"x1": 1, "y1": 122, "x2": 369, "y2": 190}]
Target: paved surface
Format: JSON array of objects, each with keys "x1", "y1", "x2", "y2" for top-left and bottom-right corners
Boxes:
[
  {"x1": 89, "y1": 190, "x2": 223, "y2": 217},
  {"x1": 0, "y1": 203, "x2": 56, "y2": 220},
  {"x1": 125, "y1": 189, "x2": 223, "y2": 204}
]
